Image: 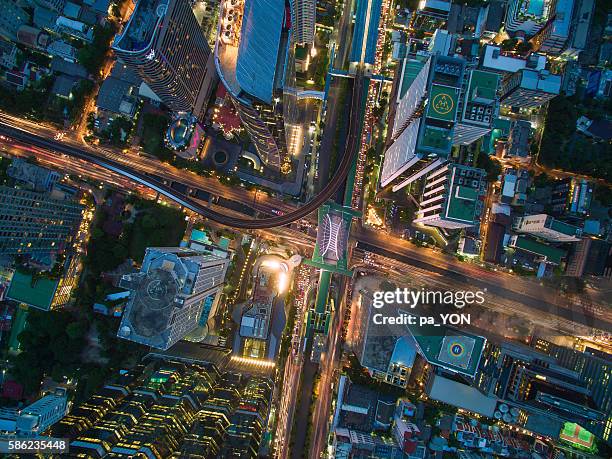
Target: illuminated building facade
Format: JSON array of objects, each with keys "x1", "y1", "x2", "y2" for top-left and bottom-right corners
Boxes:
[
  {"x1": 0, "y1": 186, "x2": 84, "y2": 260},
  {"x1": 500, "y1": 69, "x2": 561, "y2": 109},
  {"x1": 381, "y1": 55, "x2": 466, "y2": 193},
  {"x1": 113, "y1": 0, "x2": 217, "y2": 120},
  {"x1": 215, "y1": 0, "x2": 295, "y2": 171},
  {"x1": 117, "y1": 247, "x2": 229, "y2": 350},
  {"x1": 413, "y1": 163, "x2": 486, "y2": 229},
  {"x1": 290, "y1": 0, "x2": 315, "y2": 45},
  {"x1": 504, "y1": 0, "x2": 557, "y2": 37},
  {"x1": 54, "y1": 358, "x2": 273, "y2": 457}
]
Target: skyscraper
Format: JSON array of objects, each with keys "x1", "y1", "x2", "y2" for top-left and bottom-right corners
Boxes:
[
  {"x1": 117, "y1": 246, "x2": 229, "y2": 350},
  {"x1": 453, "y1": 70, "x2": 500, "y2": 146},
  {"x1": 382, "y1": 54, "x2": 501, "y2": 194},
  {"x1": 381, "y1": 54, "x2": 465, "y2": 192},
  {"x1": 500, "y1": 69, "x2": 561, "y2": 109},
  {"x1": 113, "y1": 0, "x2": 217, "y2": 120},
  {"x1": 413, "y1": 163, "x2": 486, "y2": 229},
  {"x1": 215, "y1": 0, "x2": 293, "y2": 171},
  {"x1": 291, "y1": 0, "x2": 315, "y2": 45},
  {"x1": 504, "y1": 0, "x2": 558, "y2": 37},
  {"x1": 0, "y1": 185, "x2": 84, "y2": 260}
]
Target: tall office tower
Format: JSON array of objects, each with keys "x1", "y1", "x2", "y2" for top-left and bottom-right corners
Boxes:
[
  {"x1": 0, "y1": 186, "x2": 84, "y2": 260},
  {"x1": 55, "y1": 358, "x2": 273, "y2": 457},
  {"x1": 529, "y1": 0, "x2": 574, "y2": 53},
  {"x1": 0, "y1": 0, "x2": 31, "y2": 41},
  {"x1": 500, "y1": 69, "x2": 561, "y2": 109},
  {"x1": 532, "y1": 339, "x2": 612, "y2": 446},
  {"x1": 381, "y1": 54, "x2": 466, "y2": 193},
  {"x1": 453, "y1": 70, "x2": 500, "y2": 145},
  {"x1": 413, "y1": 163, "x2": 486, "y2": 229},
  {"x1": 117, "y1": 247, "x2": 229, "y2": 350},
  {"x1": 291, "y1": 0, "x2": 315, "y2": 45},
  {"x1": 512, "y1": 213, "x2": 582, "y2": 242},
  {"x1": 215, "y1": 0, "x2": 293, "y2": 171},
  {"x1": 504, "y1": 0, "x2": 558, "y2": 37},
  {"x1": 113, "y1": 0, "x2": 217, "y2": 120},
  {"x1": 475, "y1": 341, "x2": 605, "y2": 438}
]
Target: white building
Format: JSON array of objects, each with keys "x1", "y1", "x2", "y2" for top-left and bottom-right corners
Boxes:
[
  {"x1": 413, "y1": 163, "x2": 486, "y2": 229},
  {"x1": 290, "y1": 0, "x2": 315, "y2": 45},
  {"x1": 118, "y1": 247, "x2": 229, "y2": 350},
  {"x1": 513, "y1": 214, "x2": 582, "y2": 242}
]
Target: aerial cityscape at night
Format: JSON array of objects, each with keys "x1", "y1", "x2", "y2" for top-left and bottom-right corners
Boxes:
[{"x1": 0, "y1": 0, "x2": 610, "y2": 457}]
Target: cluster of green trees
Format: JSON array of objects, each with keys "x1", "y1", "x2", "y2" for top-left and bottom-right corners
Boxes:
[
  {"x1": 476, "y1": 151, "x2": 502, "y2": 182},
  {"x1": 78, "y1": 24, "x2": 118, "y2": 76},
  {"x1": 11, "y1": 197, "x2": 186, "y2": 400},
  {"x1": 538, "y1": 96, "x2": 612, "y2": 182}
]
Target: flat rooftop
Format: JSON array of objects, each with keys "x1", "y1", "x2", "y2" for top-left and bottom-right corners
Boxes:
[
  {"x1": 6, "y1": 271, "x2": 58, "y2": 311},
  {"x1": 403, "y1": 312, "x2": 486, "y2": 377},
  {"x1": 512, "y1": 235, "x2": 566, "y2": 264}
]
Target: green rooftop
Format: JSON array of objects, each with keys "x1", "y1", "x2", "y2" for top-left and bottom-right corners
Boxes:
[
  {"x1": 421, "y1": 126, "x2": 452, "y2": 151},
  {"x1": 6, "y1": 271, "x2": 59, "y2": 310},
  {"x1": 467, "y1": 70, "x2": 499, "y2": 102},
  {"x1": 446, "y1": 186, "x2": 478, "y2": 223},
  {"x1": 512, "y1": 236, "x2": 566, "y2": 265},
  {"x1": 548, "y1": 218, "x2": 581, "y2": 237},
  {"x1": 427, "y1": 84, "x2": 459, "y2": 122}
]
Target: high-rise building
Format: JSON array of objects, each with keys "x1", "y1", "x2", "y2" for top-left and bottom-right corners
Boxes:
[
  {"x1": 500, "y1": 69, "x2": 561, "y2": 109},
  {"x1": 530, "y1": 0, "x2": 574, "y2": 53},
  {"x1": 0, "y1": 0, "x2": 30, "y2": 41},
  {"x1": 117, "y1": 246, "x2": 229, "y2": 350},
  {"x1": 215, "y1": 0, "x2": 293, "y2": 171},
  {"x1": 413, "y1": 163, "x2": 486, "y2": 229},
  {"x1": 290, "y1": 0, "x2": 315, "y2": 45},
  {"x1": 504, "y1": 0, "x2": 558, "y2": 37},
  {"x1": 349, "y1": 290, "x2": 417, "y2": 388},
  {"x1": 381, "y1": 54, "x2": 466, "y2": 192},
  {"x1": 7, "y1": 157, "x2": 60, "y2": 192},
  {"x1": 113, "y1": 0, "x2": 218, "y2": 120},
  {"x1": 453, "y1": 70, "x2": 500, "y2": 145},
  {"x1": 54, "y1": 358, "x2": 273, "y2": 457},
  {"x1": 0, "y1": 185, "x2": 84, "y2": 260},
  {"x1": 532, "y1": 339, "x2": 612, "y2": 446},
  {"x1": 513, "y1": 213, "x2": 582, "y2": 242},
  {"x1": 476, "y1": 341, "x2": 606, "y2": 438}
]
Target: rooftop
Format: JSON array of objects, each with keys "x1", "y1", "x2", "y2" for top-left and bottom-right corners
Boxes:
[
  {"x1": 519, "y1": 69, "x2": 561, "y2": 94},
  {"x1": 482, "y1": 45, "x2": 546, "y2": 73},
  {"x1": 444, "y1": 165, "x2": 485, "y2": 224},
  {"x1": 403, "y1": 314, "x2": 486, "y2": 377},
  {"x1": 113, "y1": 0, "x2": 168, "y2": 53},
  {"x1": 511, "y1": 235, "x2": 566, "y2": 264},
  {"x1": 6, "y1": 271, "x2": 59, "y2": 311}
]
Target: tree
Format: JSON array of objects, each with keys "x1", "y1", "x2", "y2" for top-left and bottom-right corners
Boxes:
[{"x1": 476, "y1": 153, "x2": 501, "y2": 183}]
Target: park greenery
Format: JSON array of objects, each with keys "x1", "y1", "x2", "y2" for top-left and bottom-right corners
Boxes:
[
  {"x1": 476, "y1": 150, "x2": 502, "y2": 182},
  {"x1": 78, "y1": 23, "x2": 118, "y2": 76},
  {"x1": 538, "y1": 95, "x2": 612, "y2": 182},
  {"x1": 10, "y1": 196, "x2": 186, "y2": 400}
]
